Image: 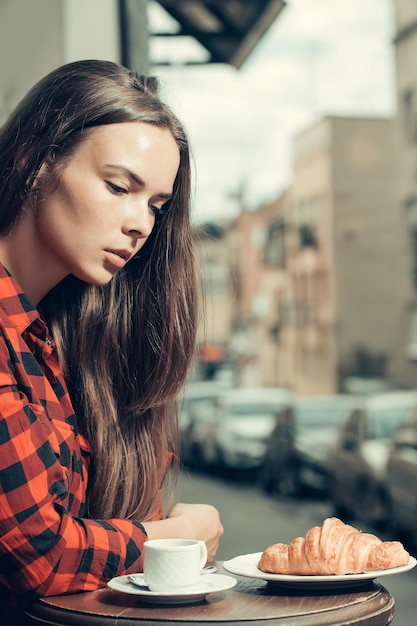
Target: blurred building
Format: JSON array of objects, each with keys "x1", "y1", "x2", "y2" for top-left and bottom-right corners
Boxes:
[
  {"x1": 391, "y1": 0, "x2": 417, "y2": 386},
  {"x1": 257, "y1": 193, "x2": 294, "y2": 387},
  {"x1": 221, "y1": 115, "x2": 415, "y2": 393},
  {"x1": 286, "y1": 115, "x2": 412, "y2": 393},
  {"x1": 194, "y1": 223, "x2": 235, "y2": 380},
  {"x1": 225, "y1": 192, "x2": 290, "y2": 387},
  {"x1": 193, "y1": 194, "x2": 290, "y2": 387}
]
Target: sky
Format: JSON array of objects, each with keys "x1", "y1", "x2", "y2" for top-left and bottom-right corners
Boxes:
[{"x1": 148, "y1": 0, "x2": 397, "y2": 224}]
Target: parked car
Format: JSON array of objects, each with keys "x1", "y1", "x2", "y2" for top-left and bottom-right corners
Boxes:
[
  {"x1": 203, "y1": 387, "x2": 292, "y2": 475},
  {"x1": 327, "y1": 390, "x2": 417, "y2": 528},
  {"x1": 259, "y1": 395, "x2": 358, "y2": 497},
  {"x1": 386, "y1": 405, "x2": 417, "y2": 545},
  {"x1": 179, "y1": 380, "x2": 228, "y2": 469}
]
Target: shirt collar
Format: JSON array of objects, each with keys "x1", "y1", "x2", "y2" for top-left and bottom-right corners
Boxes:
[{"x1": 0, "y1": 262, "x2": 41, "y2": 334}]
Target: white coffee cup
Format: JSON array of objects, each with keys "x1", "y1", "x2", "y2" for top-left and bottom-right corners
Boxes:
[{"x1": 143, "y1": 538, "x2": 208, "y2": 592}]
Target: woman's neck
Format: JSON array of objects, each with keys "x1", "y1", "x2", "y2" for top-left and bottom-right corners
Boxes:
[{"x1": 0, "y1": 212, "x2": 67, "y2": 305}]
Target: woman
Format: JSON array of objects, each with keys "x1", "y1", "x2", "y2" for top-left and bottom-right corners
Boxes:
[{"x1": 0, "y1": 59, "x2": 223, "y2": 621}]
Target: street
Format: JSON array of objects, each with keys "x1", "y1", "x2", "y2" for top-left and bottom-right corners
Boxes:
[{"x1": 177, "y1": 469, "x2": 417, "y2": 626}]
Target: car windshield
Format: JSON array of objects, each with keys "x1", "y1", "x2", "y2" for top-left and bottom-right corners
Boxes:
[
  {"x1": 296, "y1": 404, "x2": 352, "y2": 428},
  {"x1": 188, "y1": 395, "x2": 217, "y2": 407},
  {"x1": 229, "y1": 403, "x2": 281, "y2": 417},
  {"x1": 367, "y1": 405, "x2": 413, "y2": 439}
]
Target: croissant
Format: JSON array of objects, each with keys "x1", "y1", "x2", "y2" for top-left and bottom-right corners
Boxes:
[{"x1": 258, "y1": 517, "x2": 410, "y2": 576}]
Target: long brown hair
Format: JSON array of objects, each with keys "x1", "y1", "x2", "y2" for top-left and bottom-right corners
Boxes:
[{"x1": 0, "y1": 60, "x2": 197, "y2": 520}]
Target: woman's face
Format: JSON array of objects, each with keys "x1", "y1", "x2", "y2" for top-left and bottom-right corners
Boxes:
[{"x1": 35, "y1": 121, "x2": 180, "y2": 286}]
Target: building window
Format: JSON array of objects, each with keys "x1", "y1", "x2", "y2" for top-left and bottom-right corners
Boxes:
[
  {"x1": 299, "y1": 224, "x2": 318, "y2": 247},
  {"x1": 204, "y1": 257, "x2": 227, "y2": 296},
  {"x1": 405, "y1": 198, "x2": 417, "y2": 288},
  {"x1": 403, "y1": 88, "x2": 417, "y2": 142},
  {"x1": 407, "y1": 306, "x2": 417, "y2": 360},
  {"x1": 264, "y1": 219, "x2": 286, "y2": 267}
]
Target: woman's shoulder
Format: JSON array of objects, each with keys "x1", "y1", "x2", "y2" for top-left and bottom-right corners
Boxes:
[{"x1": 0, "y1": 265, "x2": 39, "y2": 336}]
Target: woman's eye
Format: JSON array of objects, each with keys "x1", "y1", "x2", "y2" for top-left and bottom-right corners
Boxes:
[
  {"x1": 151, "y1": 200, "x2": 171, "y2": 218},
  {"x1": 107, "y1": 182, "x2": 128, "y2": 195}
]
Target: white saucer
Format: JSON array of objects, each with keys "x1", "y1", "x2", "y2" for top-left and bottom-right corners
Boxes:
[{"x1": 107, "y1": 573, "x2": 237, "y2": 604}]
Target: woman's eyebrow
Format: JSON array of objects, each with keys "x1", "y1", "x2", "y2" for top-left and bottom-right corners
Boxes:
[
  {"x1": 104, "y1": 164, "x2": 173, "y2": 199},
  {"x1": 104, "y1": 164, "x2": 144, "y2": 186}
]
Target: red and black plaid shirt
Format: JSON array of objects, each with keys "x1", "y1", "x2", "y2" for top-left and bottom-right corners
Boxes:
[{"x1": 0, "y1": 263, "x2": 147, "y2": 618}]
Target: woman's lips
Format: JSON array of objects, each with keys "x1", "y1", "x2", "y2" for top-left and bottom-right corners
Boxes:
[{"x1": 104, "y1": 249, "x2": 129, "y2": 269}]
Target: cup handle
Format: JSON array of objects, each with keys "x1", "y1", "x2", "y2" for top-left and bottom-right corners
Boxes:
[{"x1": 199, "y1": 541, "x2": 208, "y2": 568}]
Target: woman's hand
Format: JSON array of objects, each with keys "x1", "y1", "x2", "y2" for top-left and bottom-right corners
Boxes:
[
  {"x1": 142, "y1": 502, "x2": 224, "y2": 562},
  {"x1": 167, "y1": 503, "x2": 224, "y2": 561}
]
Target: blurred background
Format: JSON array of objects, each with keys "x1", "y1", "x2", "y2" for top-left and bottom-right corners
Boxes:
[{"x1": 2, "y1": 1, "x2": 417, "y2": 622}]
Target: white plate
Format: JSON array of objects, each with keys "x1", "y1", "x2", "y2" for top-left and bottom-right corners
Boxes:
[
  {"x1": 223, "y1": 553, "x2": 417, "y2": 590},
  {"x1": 107, "y1": 573, "x2": 237, "y2": 604}
]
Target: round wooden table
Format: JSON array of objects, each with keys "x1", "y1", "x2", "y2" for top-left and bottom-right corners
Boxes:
[{"x1": 23, "y1": 564, "x2": 395, "y2": 626}]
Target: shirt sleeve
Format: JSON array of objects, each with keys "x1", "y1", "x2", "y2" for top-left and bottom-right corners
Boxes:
[{"x1": 0, "y1": 339, "x2": 148, "y2": 597}]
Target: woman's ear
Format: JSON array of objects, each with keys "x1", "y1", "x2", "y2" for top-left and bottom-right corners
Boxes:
[
  {"x1": 31, "y1": 162, "x2": 48, "y2": 189},
  {"x1": 15, "y1": 147, "x2": 39, "y2": 195},
  {"x1": 15, "y1": 143, "x2": 49, "y2": 184}
]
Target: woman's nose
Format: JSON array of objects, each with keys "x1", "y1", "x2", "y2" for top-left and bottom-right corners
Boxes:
[{"x1": 123, "y1": 202, "x2": 155, "y2": 239}]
